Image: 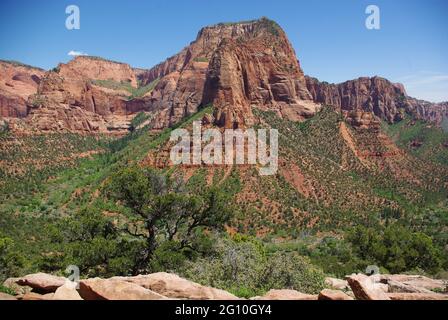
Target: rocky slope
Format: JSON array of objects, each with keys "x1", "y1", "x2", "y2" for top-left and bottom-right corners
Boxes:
[
  {"x1": 2, "y1": 272, "x2": 446, "y2": 300},
  {"x1": 305, "y1": 75, "x2": 448, "y2": 125}
]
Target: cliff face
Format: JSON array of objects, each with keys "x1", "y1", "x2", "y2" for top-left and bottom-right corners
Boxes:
[
  {"x1": 0, "y1": 61, "x2": 45, "y2": 118},
  {"x1": 305, "y1": 76, "x2": 448, "y2": 125},
  {"x1": 141, "y1": 18, "x2": 319, "y2": 129},
  {"x1": 8, "y1": 57, "x2": 150, "y2": 134}
]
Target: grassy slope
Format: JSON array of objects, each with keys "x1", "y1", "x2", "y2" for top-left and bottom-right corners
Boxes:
[{"x1": 382, "y1": 116, "x2": 448, "y2": 165}]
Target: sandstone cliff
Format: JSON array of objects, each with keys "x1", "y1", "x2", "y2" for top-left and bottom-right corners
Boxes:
[
  {"x1": 0, "y1": 61, "x2": 45, "y2": 118},
  {"x1": 7, "y1": 57, "x2": 151, "y2": 134},
  {"x1": 141, "y1": 18, "x2": 320, "y2": 129},
  {"x1": 305, "y1": 75, "x2": 448, "y2": 125}
]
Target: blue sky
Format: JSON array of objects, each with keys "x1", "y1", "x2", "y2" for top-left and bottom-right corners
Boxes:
[{"x1": 1, "y1": 0, "x2": 447, "y2": 102}]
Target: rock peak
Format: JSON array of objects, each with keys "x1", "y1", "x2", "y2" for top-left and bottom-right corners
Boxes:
[{"x1": 196, "y1": 17, "x2": 284, "y2": 41}]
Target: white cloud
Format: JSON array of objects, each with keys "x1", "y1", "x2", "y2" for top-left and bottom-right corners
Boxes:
[
  {"x1": 68, "y1": 50, "x2": 88, "y2": 57},
  {"x1": 394, "y1": 71, "x2": 448, "y2": 103}
]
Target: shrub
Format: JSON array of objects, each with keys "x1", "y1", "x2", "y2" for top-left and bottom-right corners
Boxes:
[
  {"x1": 181, "y1": 235, "x2": 325, "y2": 298},
  {"x1": 0, "y1": 234, "x2": 24, "y2": 282}
]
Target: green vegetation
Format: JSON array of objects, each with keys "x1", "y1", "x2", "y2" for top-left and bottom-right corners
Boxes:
[
  {"x1": 193, "y1": 57, "x2": 209, "y2": 63},
  {"x1": 0, "y1": 233, "x2": 23, "y2": 282},
  {"x1": 182, "y1": 235, "x2": 325, "y2": 298},
  {"x1": 105, "y1": 165, "x2": 232, "y2": 273},
  {"x1": 0, "y1": 104, "x2": 447, "y2": 293},
  {"x1": 382, "y1": 115, "x2": 448, "y2": 165},
  {"x1": 0, "y1": 59, "x2": 45, "y2": 71},
  {"x1": 215, "y1": 17, "x2": 282, "y2": 36},
  {"x1": 91, "y1": 77, "x2": 159, "y2": 100}
]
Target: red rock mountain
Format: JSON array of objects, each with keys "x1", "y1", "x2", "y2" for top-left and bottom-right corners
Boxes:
[
  {"x1": 305, "y1": 76, "x2": 448, "y2": 126},
  {"x1": 140, "y1": 18, "x2": 320, "y2": 129},
  {"x1": 0, "y1": 18, "x2": 447, "y2": 134}
]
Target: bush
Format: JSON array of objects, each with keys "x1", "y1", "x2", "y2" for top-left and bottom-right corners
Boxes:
[
  {"x1": 347, "y1": 225, "x2": 443, "y2": 274},
  {"x1": 0, "y1": 234, "x2": 24, "y2": 282},
  {"x1": 263, "y1": 251, "x2": 326, "y2": 294},
  {"x1": 181, "y1": 235, "x2": 325, "y2": 298}
]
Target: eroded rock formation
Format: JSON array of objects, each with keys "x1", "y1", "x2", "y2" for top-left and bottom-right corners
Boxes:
[{"x1": 306, "y1": 75, "x2": 448, "y2": 125}]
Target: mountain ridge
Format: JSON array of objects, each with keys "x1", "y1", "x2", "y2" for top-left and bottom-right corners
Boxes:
[{"x1": 1, "y1": 17, "x2": 447, "y2": 135}]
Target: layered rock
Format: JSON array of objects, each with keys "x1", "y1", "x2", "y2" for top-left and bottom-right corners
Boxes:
[
  {"x1": 0, "y1": 60, "x2": 45, "y2": 118},
  {"x1": 306, "y1": 75, "x2": 448, "y2": 125},
  {"x1": 11, "y1": 57, "x2": 151, "y2": 134},
  {"x1": 141, "y1": 18, "x2": 320, "y2": 129}
]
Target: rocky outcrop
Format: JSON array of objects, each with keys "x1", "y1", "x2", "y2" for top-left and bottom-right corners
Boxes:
[
  {"x1": 346, "y1": 274, "x2": 391, "y2": 300},
  {"x1": 305, "y1": 75, "x2": 448, "y2": 126},
  {"x1": 1, "y1": 57, "x2": 152, "y2": 135},
  {"x1": 202, "y1": 20, "x2": 319, "y2": 128},
  {"x1": 62, "y1": 56, "x2": 138, "y2": 87},
  {"x1": 0, "y1": 61, "x2": 45, "y2": 118}
]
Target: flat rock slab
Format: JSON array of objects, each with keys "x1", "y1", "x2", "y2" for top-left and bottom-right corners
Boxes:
[
  {"x1": 318, "y1": 289, "x2": 353, "y2": 300},
  {"x1": 388, "y1": 292, "x2": 448, "y2": 300},
  {"x1": 16, "y1": 273, "x2": 66, "y2": 293},
  {"x1": 113, "y1": 272, "x2": 239, "y2": 300},
  {"x1": 254, "y1": 289, "x2": 317, "y2": 300},
  {"x1": 380, "y1": 275, "x2": 446, "y2": 291},
  {"x1": 79, "y1": 278, "x2": 168, "y2": 300}
]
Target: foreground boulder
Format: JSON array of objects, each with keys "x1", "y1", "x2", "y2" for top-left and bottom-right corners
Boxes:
[
  {"x1": 380, "y1": 275, "x2": 446, "y2": 292},
  {"x1": 53, "y1": 282, "x2": 83, "y2": 300},
  {"x1": 346, "y1": 274, "x2": 390, "y2": 300},
  {"x1": 113, "y1": 272, "x2": 239, "y2": 300},
  {"x1": 386, "y1": 280, "x2": 435, "y2": 294},
  {"x1": 16, "y1": 273, "x2": 66, "y2": 293},
  {"x1": 78, "y1": 278, "x2": 167, "y2": 300},
  {"x1": 318, "y1": 289, "x2": 353, "y2": 300},
  {"x1": 325, "y1": 277, "x2": 349, "y2": 291},
  {"x1": 254, "y1": 289, "x2": 317, "y2": 300}
]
